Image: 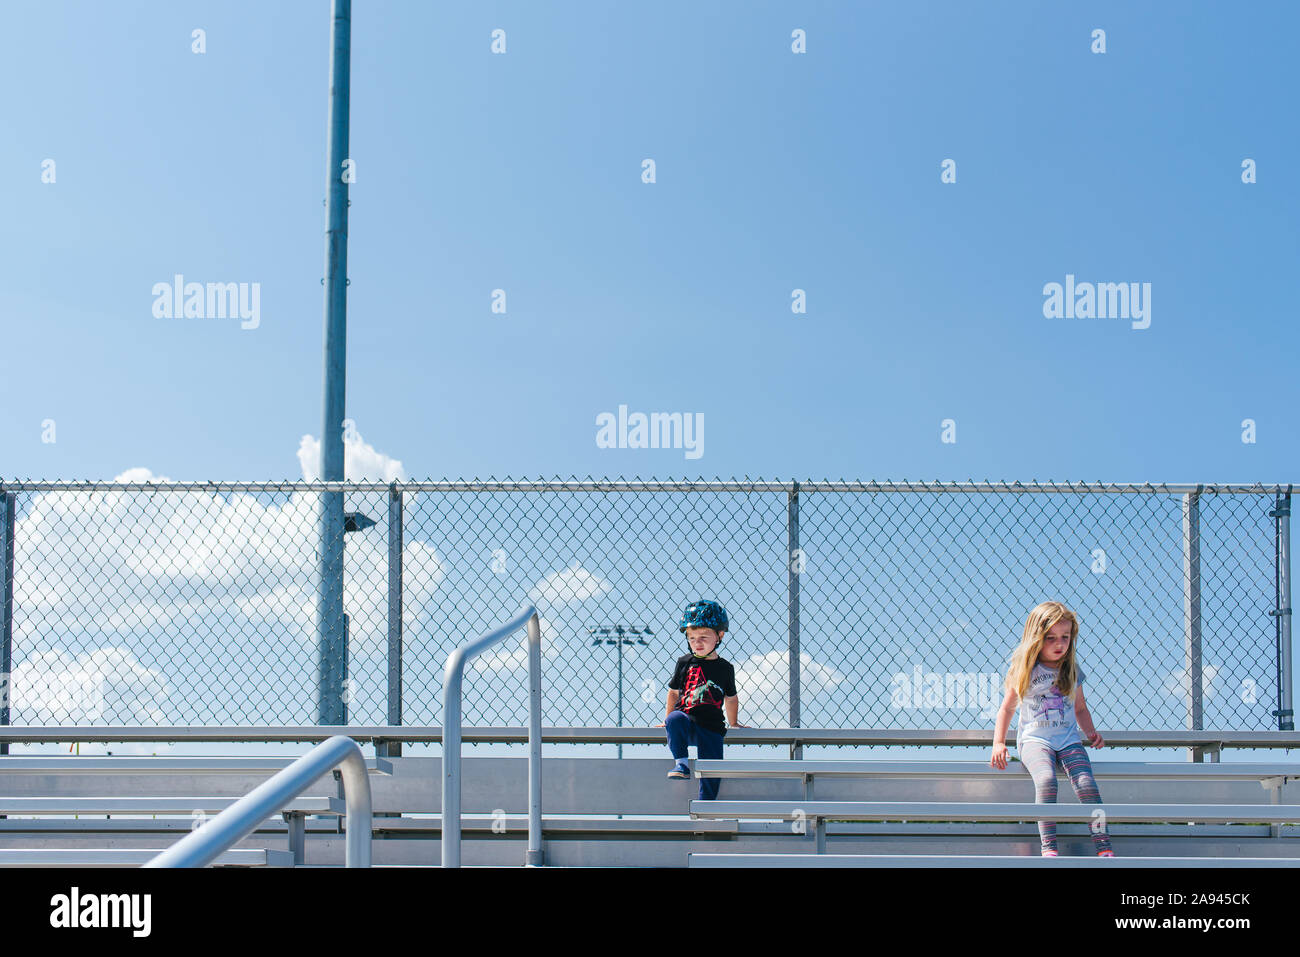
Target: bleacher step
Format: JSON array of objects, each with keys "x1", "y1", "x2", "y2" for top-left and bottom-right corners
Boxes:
[
  {"x1": 0, "y1": 797, "x2": 343, "y2": 816},
  {"x1": 689, "y1": 852, "x2": 1300, "y2": 868},
  {"x1": 0, "y1": 848, "x2": 292, "y2": 867}
]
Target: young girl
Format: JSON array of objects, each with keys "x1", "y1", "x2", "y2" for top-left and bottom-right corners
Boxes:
[{"x1": 990, "y1": 601, "x2": 1114, "y2": 857}]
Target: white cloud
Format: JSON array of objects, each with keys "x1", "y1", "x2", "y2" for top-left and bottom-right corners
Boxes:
[
  {"x1": 469, "y1": 562, "x2": 613, "y2": 674},
  {"x1": 735, "y1": 650, "x2": 844, "y2": 723},
  {"x1": 1163, "y1": 664, "x2": 1220, "y2": 701},
  {"x1": 468, "y1": 615, "x2": 558, "y2": 674},
  {"x1": 8, "y1": 436, "x2": 442, "y2": 722},
  {"x1": 13, "y1": 648, "x2": 168, "y2": 724},
  {"x1": 297, "y1": 429, "x2": 406, "y2": 482},
  {"x1": 529, "y1": 561, "x2": 612, "y2": 606}
]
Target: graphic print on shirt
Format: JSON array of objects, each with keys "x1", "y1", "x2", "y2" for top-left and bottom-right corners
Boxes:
[
  {"x1": 1039, "y1": 686, "x2": 1068, "y2": 723},
  {"x1": 1023, "y1": 667, "x2": 1078, "y2": 729},
  {"x1": 681, "y1": 665, "x2": 725, "y2": 711},
  {"x1": 1018, "y1": 664, "x2": 1084, "y2": 749}
]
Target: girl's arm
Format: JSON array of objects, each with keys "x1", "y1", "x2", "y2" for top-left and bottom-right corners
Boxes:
[
  {"x1": 724, "y1": 695, "x2": 744, "y2": 729},
  {"x1": 990, "y1": 688, "x2": 1018, "y2": 769},
  {"x1": 1075, "y1": 687, "x2": 1103, "y2": 748}
]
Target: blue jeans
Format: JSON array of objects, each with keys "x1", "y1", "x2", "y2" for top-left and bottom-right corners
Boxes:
[{"x1": 665, "y1": 710, "x2": 725, "y2": 800}]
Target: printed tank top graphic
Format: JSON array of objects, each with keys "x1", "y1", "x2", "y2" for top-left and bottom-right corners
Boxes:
[
  {"x1": 1018, "y1": 663, "x2": 1084, "y2": 741},
  {"x1": 681, "y1": 665, "x2": 725, "y2": 711}
]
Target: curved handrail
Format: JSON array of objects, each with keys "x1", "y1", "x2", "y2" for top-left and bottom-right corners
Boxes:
[
  {"x1": 443, "y1": 603, "x2": 542, "y2": 867},
  {"x1": 143, "y1": 734, "x2": 372, "y2": 868}
]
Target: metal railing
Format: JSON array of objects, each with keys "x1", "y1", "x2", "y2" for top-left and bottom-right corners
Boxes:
[
  {"x1": 2, "y1": 725, "x2": 1298, "y2": 752},
  {"x1": 144, "y1": 734, "x2": 372, "y2": 868},
  {"x1": 0, "y1": 479, "x2": 1292, "y2": 732},
  {"x1": 442, "y1": 603, "x2": 542, "y2": 867}
]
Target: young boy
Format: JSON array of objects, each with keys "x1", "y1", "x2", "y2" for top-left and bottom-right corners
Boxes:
[{"x1": 661, "y1": 599, "x2": 742, "y2": 801}]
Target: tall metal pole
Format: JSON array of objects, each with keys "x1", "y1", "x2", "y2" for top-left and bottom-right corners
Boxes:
[
  {"x1": 317, "y1": 0, "x2": 352, "y2": 725},
  {"x1": 1275, "y1": 488, "x2": 1293, "y2": 731},
  {"x1": 1, "y1": 492, "x2": 14, "y2": 756},
  {"x1": 1182, "y1": 489, "x2": 1203, "y2": 762},
  {"x1": 788, "y1": 482, "x2": 801, "y2": 759},
  {"x1": 526, "y1": 614, "x2": 543, "y2": 866},
  {"x1": 616, "y1": 627, "x2": 624, "y2": 760},
  {"x1": 384, "y1": 485, "x2": 404, "y2": 755}
]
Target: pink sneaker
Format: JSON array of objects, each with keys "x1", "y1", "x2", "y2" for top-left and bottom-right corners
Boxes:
[
  {"x1": 1098, "y1": 850, "x2": 1115, "y2": 858},
  {"x1": 1041, "y1": 848, "x2": 1058, "y2": 857}
]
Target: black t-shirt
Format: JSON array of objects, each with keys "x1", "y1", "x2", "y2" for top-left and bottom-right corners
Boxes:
[{"x1": 668, "y1": 654, "x2": 738, "y2": 737}]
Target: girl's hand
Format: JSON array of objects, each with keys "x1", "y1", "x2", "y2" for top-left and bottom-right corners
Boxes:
[
  {"x1": 990, "y1": 743, "x2": 1009, "y2": 769},
  {"x1": 1087, "y1": 730, "x2": 1104, "y2": 748}
]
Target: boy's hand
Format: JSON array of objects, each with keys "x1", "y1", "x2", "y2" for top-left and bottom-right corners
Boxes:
[{"x1": 989, "y1": 743, "x2": 1009, "y2": 769}]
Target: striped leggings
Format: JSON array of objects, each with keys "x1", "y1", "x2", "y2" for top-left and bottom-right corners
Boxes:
[{"x1": 1020, "y1": 739, "x2": 1112, "y2": 854}]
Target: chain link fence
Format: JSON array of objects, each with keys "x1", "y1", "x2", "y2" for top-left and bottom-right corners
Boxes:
[{"x1": 0, "y1": 480, "x2": 1292, "y2": 732}]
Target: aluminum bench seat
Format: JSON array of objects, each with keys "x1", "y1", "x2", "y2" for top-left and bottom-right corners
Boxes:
[
  {"x1": 688, "y1": 852, "x2": 1300, "y2": 868},
  {"x1": 0, "y1": 796, "x2": 344, "y2": 816},
  {"x1": 359, "y1": 815, "x2": 739, "y2": 835},
  {"x1": 689, "y1": 800, "x2": 1300, "y2": 824},
  {"x1": 0, "y1": 757, "x2": 392, "y2": 775},
  {"x1": 0, "y1": 817, "x2": 339, "y2": 834},
  {"x1": 691, "y1": 799, "x2": 1300, "y2": 852},
  {"x1": 0, "y1": 848, "x2": 292, "y2": 867},
  {"x1": 692, "y1": 760, "x2": 1300, "y2": 784}
]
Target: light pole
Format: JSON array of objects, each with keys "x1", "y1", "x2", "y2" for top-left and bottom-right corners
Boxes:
[
  {"x1": 589, "y1": 625, "x2": 654, "y2": 759},
  {"x1": 316, "y1": 0, "x2": 352, "y2": 726}
]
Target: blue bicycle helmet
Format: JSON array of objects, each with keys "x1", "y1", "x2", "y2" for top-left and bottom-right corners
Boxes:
[{"x1": 679, "y1": 600, "x2": 729, "y2": 650}]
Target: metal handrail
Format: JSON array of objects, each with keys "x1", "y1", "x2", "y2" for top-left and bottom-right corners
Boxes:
[
  {"x1": 442, "y1": 603, "x2": 542, "y2": 867},
  {"x1": 143, "y1": 734, "x2": 372, "y2": 868}
]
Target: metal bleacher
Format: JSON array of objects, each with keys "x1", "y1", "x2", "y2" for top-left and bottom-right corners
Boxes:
[
  {"x1": 1, "y1": 727, "x2": 1298, "y2": 867},
  {"x1": 685, "y1": 750, "x2": 1300, "y2": 867},
  {"x1": 0, "y1": 751, "x2": 390, "y2": 867}
]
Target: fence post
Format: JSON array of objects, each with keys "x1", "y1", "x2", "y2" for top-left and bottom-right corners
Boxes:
[
  {"x1": 1274, "y1": 487, "x2": 1293, "y2": 731},
  {"x1": 342, "y1": 612, "x2": 351, "y2": 724},
  {"x1": 0, "y1": 491, "x2": 13, "y2": 757},
  {"x1": 1182, "y1": 488, "x2": 1203, "y2": 762},
  {"x1": 788, "y1": 482, "x2": 801, "y2": 759},
  {"x1": 382, "y1": 484, "x2": 404, "y2": 757}
]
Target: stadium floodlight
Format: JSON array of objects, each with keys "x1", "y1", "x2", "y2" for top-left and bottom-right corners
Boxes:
[{"x1": 589, "y1": 625, "x2": 654, "y2": 759}]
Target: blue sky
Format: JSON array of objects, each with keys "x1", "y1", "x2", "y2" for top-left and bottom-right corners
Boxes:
[
  {"x1": 2, "y1": 3, "x2": 1296, "y2": 762},
  {"x1": 2, "y1": 1, "x2": 1296, "y2": 483}
]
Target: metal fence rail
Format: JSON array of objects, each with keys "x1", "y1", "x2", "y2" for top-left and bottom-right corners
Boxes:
[
  {"x1": 0, "y1": 479, "x2": 1292, "y2": 732},
  {"x1": 2, "y1": 726, "x2": 1298, "y2": 751}
]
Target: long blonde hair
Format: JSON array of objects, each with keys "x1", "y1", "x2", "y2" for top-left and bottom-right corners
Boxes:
[{"x1": 1005, "y1": 601, "x2": 1080, "y2": 701}]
